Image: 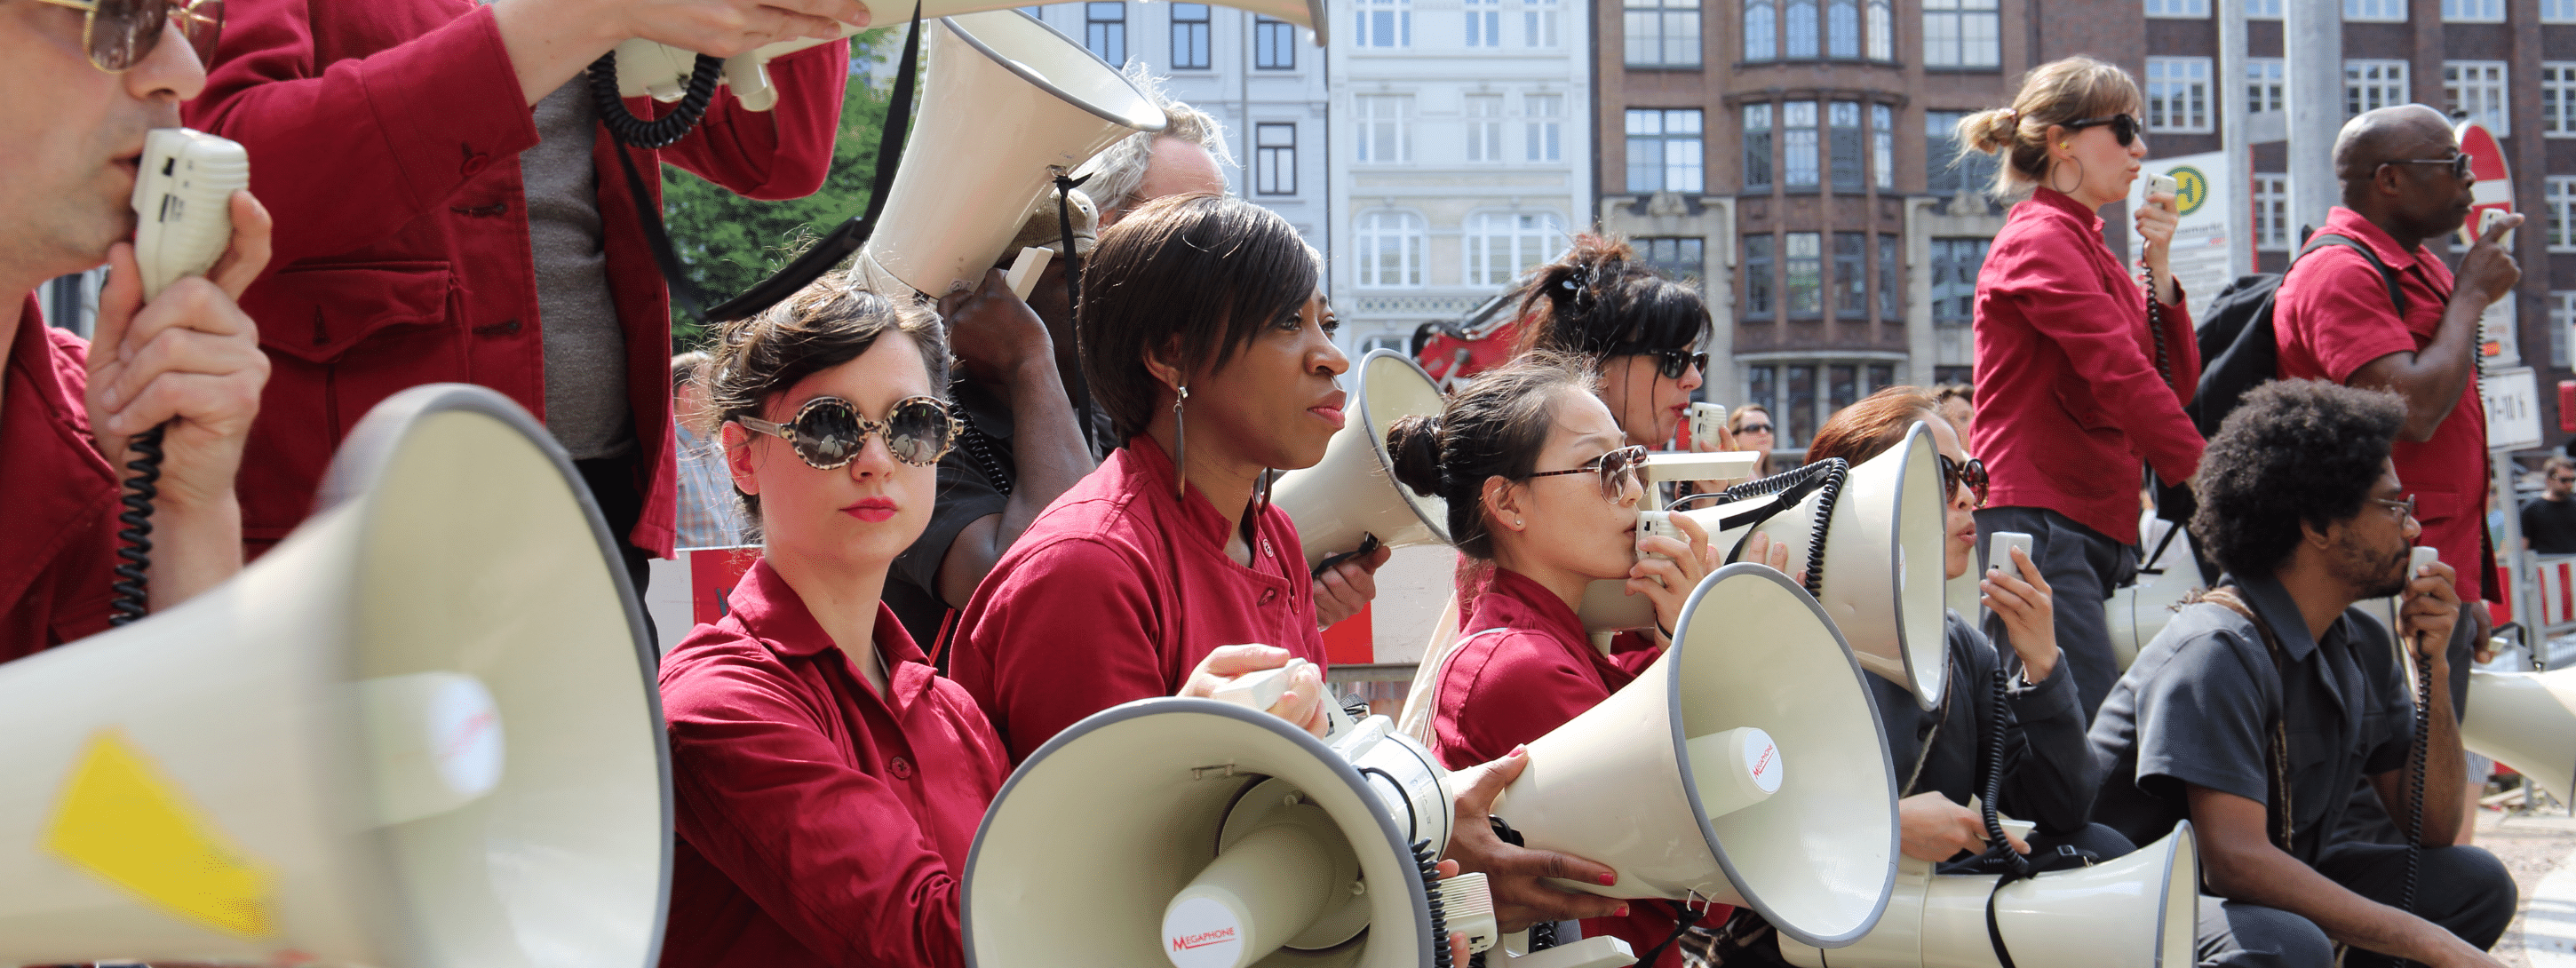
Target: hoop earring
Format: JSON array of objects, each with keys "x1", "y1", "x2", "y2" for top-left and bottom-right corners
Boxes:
[
  {"x1": 2047, "y1": 156, "x2": 2082, "y2": 195},
  {"x1": 1173, "y1": 384, "x2": 1190, "y2": 501}
]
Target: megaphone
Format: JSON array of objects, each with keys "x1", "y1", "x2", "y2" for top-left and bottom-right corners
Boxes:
[
  {"x1": 0, "y1": 385, "x2": 669, "y2": 966},
  {"x1": 1777, "y1": 824, "x2": 2201, "y2": 968},
  {"x1": 2462, "y1": 667, "x2": 2576, "y2": 804},
  {"x1": 1273, "y1": 350, "x2": 1452, "y2": 572},
  {"x1": 1495, "y1": 564, "x2": 1901, "y2": 948},
  {"x1": 1577, "y1": 422, "x2": 1951, "y2": 710},
  {"x1": 615, "y1": 0, "x2": 1329, "y2": 112}
]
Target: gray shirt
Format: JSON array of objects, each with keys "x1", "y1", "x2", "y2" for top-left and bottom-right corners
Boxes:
[{"x1": 523, "y1": 80, "x2": 633, "y2": 460}]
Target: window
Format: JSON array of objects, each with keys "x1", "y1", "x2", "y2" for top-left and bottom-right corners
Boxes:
[
  {"x1": 1255, "y1": 123, "x2": 1297, "y2": 195},
  {"x1": 2443, "y1": 0, "x2": 2502, "y2": 20},
  {"x1": 1255, "y1": 17, "x2": 1298, "y2": 68},
  {"x1": 1747, "y1": 365, "x2": 1777, "y2": 414},
  {"x1": 2145, "y1": 58, "x2": 2211, "y2": 132},
  {"x1": 2246, "y1": 0, "x2": 2281, "y2": 14},
  {"x1": 1640, "y1": 237, "x2": 1707, "y2": 286},
  {"x1": 1926, "y1": 110, "x2": 1997, "y2": 195},
  {"x1": 1830, "y1": 101, "x2": 1864, "y2": 191},
  {"x1": 1169, "y1": 3, "x2": 1210, "y2": 69},
  {"x1": 1928, "y1": 237, "x2": 1989, "y2": 325},
  {"x1": 1626, "y1": 0, "x2": 1702, "y2": 67},
  {"x1": 1465, "y1": 95, "x2": 1505, "y2": 163},
  {"x1": 1466, "y1": 0, "x2": 1500, "y2": 45},
  {"x1": 1872, "y1": 104, "x2": 1893, "y2": 190},
  {"x1": 1522, "y1": 0, "x2": 1561, "y2": 45},
  {"x1": 2343, "y1": 0, "x2": 2404, "y2": 20},
  {"x1": 1828, "y1": 0, "x2": 1859, "y2": 57},
  {"x1": 1786, "y1": 232, "x2": 1824, "y2": 318},
  {"x1": 1785, "y1": 364, "x2": 1817, "y2": 443},
  {"x1": 1356, "y1": 0, "x2": 1411, "y2": 47},
  {"x1": 1626, "y1": 108, "x2": 1705, "y2": 194},
  {"x1": 2253, "y1": 174, "x2": 2289, "y2": 250},
  {"x1": 1834, "y1": 233, "x2": 1867, "y2": 318},
  {"x1": 2145, "y1": 0, "x2": 2206, "y2": 15},
  {"x1": 1745, "y1": 0, "x2": 1777, "y2": 60},
  {"x1": 2548, "y1": 178, "x2": 2576, "y2": 251},
  {"x1": 1525, "y1": 93, "x2": 1563, "y2": 162},
  {"x1": 2345, "y1": 60, "x2": 2408, "y2": 117},
  {"x1": 2555, "y1": 293, "x2": 2576, "y2": 369},
  {"x1": 1466, "y1": 211, "x2": 1569, "y2": 286},
  {"x1": 2551, "y1": 0, "x2": 2576, "y2": 20},
  {"x1": 1745, "y1": 234, "x2": 1777, "y2": 319},
  {"x1": 1784, "y1": 101, "x2": 1820, "y2": 188},
  {"x1": 1922, "y1": 0, "x2": 1999, "y2": 67},
  {"x1": 1866, "y1": 0, "x2": 1891, "y2": 59},
  {"x1": 1356, "y1": 95, "x2": 1412, "y2": 163},
  {"x1": 1786, "y1": 0, "x2": 1818, "y2": 57},
  {"x1": 1085, "y1": 2, "x2": 1126, "y2": 65},
  {"x1": 2445, "y1": 62, "x2": 2509, "y2": 137},
  {"x1": 1829, "y1": 365, "x2": 1859, "y2": 416},
  {"x1": 1933, "y1": 365, "x2": 1973, "y2": 385},
  {"x1": 2248, "y1": 59, "x2": 2286, "y2": 114},
  {"x1": 2546, "y1": 64, "x2": 2576, "y2": 138},
  {"x1": 1878, "y1": 234, "x2": 1902, "y2": 318},
  {"x1": 1744, "y1": 104, "x2": 1774, "y2": 191},
  {"x1": 1355, "y1": 210, "x2": 1426, "y2": 288}
]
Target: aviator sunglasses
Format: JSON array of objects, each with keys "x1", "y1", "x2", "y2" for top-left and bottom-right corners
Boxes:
[
  {"x1": 33, "y1": 0, "x2": 223, "y2": 73},
  {"x1": 2065, "y1": 113, "x2": 2139, "y2": 147},
  {"x1": 1527, "y1": 445, "x2": 1649, "y2": 502},
  {"x1": 735, "y1": 395, "x2": 962, "y2": 470},
  {"x1": 1939, "y1": 453, "x2": 1989, "y2": 506}
]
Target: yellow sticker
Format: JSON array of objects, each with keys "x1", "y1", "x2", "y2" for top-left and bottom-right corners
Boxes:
[{"x1": 44, "y1": 730, "x2": 276, "y2": 940}]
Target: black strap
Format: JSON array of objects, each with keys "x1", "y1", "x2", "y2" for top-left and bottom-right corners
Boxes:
[
  {"x1": 610, "y1": 143, "x2": 712, "y2": 324},
  {"x1": 1053, "y1": 171, "x2": 1099, "y2": 454},
  {"x1": 1984, "y1": 876, "x2": 2023, "y2": 968},
  {"x1": 2295, "y1": 233, "x2": 2408, "y2": 317}
]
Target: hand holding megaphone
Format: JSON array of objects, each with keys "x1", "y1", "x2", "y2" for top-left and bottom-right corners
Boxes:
[
  {"x1": 613, "y1": 0, "x2": 869, "y2": 60},
  {"x1": 1444, "y1": 748, "x2": 1628, "y2": 932},
  {"x1": 1896, "y1": 791, "x2": 2028, "y2": 863},
  {"x1": 1188, "y1": 648, "x2": 1329, "y2": 737}
]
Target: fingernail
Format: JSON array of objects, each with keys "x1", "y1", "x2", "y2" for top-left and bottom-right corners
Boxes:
[
  {"x1": 1614, "y1": 906, "x2": 1630, "y2": 917},
  {"x1": 1598, "y1": 872, "x2": 1618, "y2": 885},
  {"x1": 1507, "y1": 744, "x2": 1528, "y2": 758}
]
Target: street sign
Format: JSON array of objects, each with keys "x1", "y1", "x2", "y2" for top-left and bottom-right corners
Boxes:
[
  {"x1": 2485, "y1": 365, "x2": 2543, "y2": 451},
  {"x1": 2128, "y1": 151, "x2": 2233, "y2": 322},
  {"x1": 2456, "y1": 122, "x2": 2519, "y2": 366}
]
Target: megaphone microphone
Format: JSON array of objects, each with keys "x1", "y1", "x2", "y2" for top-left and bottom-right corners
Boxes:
[{"x1": 1274, "y1": 351, "x2": 1455, "y2": 573}]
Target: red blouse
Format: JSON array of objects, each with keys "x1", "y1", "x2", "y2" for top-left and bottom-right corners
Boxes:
[
  {"x1": 2, "y1": 296, "x2": 120, "y2": 659},
  {"x1": 659, "y1": 559, "x2": 1012, "y2": 968},
  {"x1": 950, "y1": 436, "x2": 1328, "y2": 763}
]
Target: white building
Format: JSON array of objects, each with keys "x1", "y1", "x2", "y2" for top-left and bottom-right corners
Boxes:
[
  {"x1": 1019, "y1": 2, "x2": 1334, "y2": 248},
  {"x1": 1323, "y1": 0, "x2": 1591, "y2": 360}
]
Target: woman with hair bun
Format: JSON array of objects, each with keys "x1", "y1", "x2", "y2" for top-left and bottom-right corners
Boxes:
[
  {"x1": 1958, "y1": 55, "x2": 2205, "y2": 721},
  {"x1": 1511, "y1": 234, "x2": 1713, "y2": 452}
]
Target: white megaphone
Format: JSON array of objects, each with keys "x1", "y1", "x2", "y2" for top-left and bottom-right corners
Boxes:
[
  {"x1": 1576, "y1": 422, "x2": 1951, "y2": 710},
  {"x1": 1273, "y1": 350, "x2": 1452, "y2": 573},
  {"x1": 1495, "y1": 565, "x2": 1901, "y2": 948},
  {"x1": 614, "y1": 0, "x2": 1328, "y2": 112},
  {"x1": 1777, "y1": 824, "x2": 2201, "y2": 968},
  {"x1": 0, "y1": 384, "x2": 668, "y2": 967},
  {"x1": 851, "y1": 11, "x2": 1166, "y2": 298},
  {"x1": 2462, "y1": 667, "x2": 2576, "y2": 804}
]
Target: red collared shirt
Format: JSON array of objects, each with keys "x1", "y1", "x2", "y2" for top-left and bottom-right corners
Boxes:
[
  {"x1": 2274, "y1": 206, "x2": 2486, "y2": 601},
  {"x1": 2, "y1": 297, "x2": 120, "y2": 659},
  {"x1": 1970, "y1": 188, "x2": 2203, "y2": 545},
  {"x1": 951, "y1": 435, "x2": 1328, "y2": 763},
  {"x1": 659, "y1": 559, "x2": 1011, "y2": 968},
  {"x1": 1427, "y1": 567, "x2": 1725, "y2": 968}
]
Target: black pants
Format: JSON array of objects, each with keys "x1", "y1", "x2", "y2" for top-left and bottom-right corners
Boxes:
[
  {"x1": 1975, "y1": 506, "x2": 2135, "y2": 725},
  {"x1": 576, "y1": 454, "x2": 656, "y2": 642},
  {"x1": 2194, "y1": 843, "x2": 2516, "y2": 968}
]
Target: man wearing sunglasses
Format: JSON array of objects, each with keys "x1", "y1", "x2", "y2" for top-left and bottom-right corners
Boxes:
[
  {"x1": 2270, "y1": 103, "x2": 2523, "y2": 736},
  {"x1": 179, "y1": 0, "x2": 866, "y2": 593},
  {"x1": 0, "y1": 0, "x2": 271, "y2": 658}
]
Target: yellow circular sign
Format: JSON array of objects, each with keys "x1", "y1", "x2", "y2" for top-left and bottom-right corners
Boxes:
[{"x1": 2165, "y1": 166, "x2": 2209, "y2": 217}]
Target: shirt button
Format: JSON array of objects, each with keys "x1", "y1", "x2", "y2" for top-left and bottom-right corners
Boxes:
[
  {"x1": 890, "y1": 757, "x2": 913, "y2": 780},
  {"x1": 1260, "y1": 589, "x2": 1278, "y2": 606},
  {"x1": 1261, "y1": 538, "x2": 1275, "y2": 558}
]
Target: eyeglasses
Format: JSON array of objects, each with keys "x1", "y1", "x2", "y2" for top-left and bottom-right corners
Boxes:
[
  {"x1": 32, "y1": 0, "x2": 224, "y2": 73},
  {"x1": 2380, "y1": 154, "x2": 2475, "y2": 181},
  {"x1": 2370, "y1": 494, "x2": 2418, "y2": 522},
  {"x1": 1938, "y1": 454, "x2": 1989, "y2": 506},
  {"x1": 1736, "y1": 422, "x2": 1775, "y2": 436},
  {"x1": 1610, "y1": 345, "x2": 1708, "y2": 381},
  {"x1": 735, "y1": 395, "x2": 961, "y2": 470},
  {"x1": 1527, "y1": 445, "x2": 1648, "y2": 502},
  {"x1": 2065, "y1": 114, "x2": 2139, "y2": 147}
]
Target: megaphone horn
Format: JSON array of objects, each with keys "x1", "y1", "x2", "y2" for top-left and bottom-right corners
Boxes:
[
  {"x1": 2462, "y1": 667, "x2": 2576, "y2": 805},
  {"x1": 0, "y1": 384, "x2": 669, "y2": 967},
  {"x1": 1273, "y1": 350, "x2": 1453, "y2": 572},
  {"x1": 1497, "y1": 565, "x2": 1901, "y2": 948},
  {"x1": 1778, "y1": 824, "x2": 2201, "y2": 968},
  {"x1": 1577, "y1": 422, "x2": 1951, "y2": 710}
]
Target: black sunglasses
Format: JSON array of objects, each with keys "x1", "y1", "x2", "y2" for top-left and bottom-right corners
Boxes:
[
  {"x1": 2065, "y1": 114, "x2": 2139, "y2": 147},
  {"x1": 2381, "y1": 154, "x2": 2475, "y2": 181},
  {"x1": 1938, "y1": 454, "x2": 1988, "y2": 506},
  {"x1": 735, "y1": 395, "x2": 961, "y2": 470},
  {"x1": 1611, "y1": 345, "x2": 1707, "y2": 381},
  {"x1": 1528, "y1": 445, "x2": 1649, "y2": 502},
  {"x1": 1736, "y1": 422, "x2": 1774, "y2": 436},
  {"x1": 34, "y1": 0, "x2": 223, "y2": 73}
]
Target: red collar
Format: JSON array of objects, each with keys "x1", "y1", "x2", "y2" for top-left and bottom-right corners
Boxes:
[
  {"x1": 1467, "y1": 567, "x2": 1598, "y2": 652},
  {"x1": 0, "y1": 297, "x2": 119, "y2": 610},
  {"x1": 1117, "y1": 432, "x2": 1265, "y2": 551},
  {"x1": 723, "y1": 558, "x2": 939, "y2": 702},
  {"x1": 2318, "y1": 206, "x2": 2437, "y2": 276},
  {"x1": 2026, "y1": 186, "x2": 2107, "y2": 234}
]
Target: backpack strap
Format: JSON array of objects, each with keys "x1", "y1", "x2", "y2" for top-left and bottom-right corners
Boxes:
[
  {"x1": 2192, "y1": 588, "x2": 2296, "y2": 854},
  {"x1": 2294, "y1": 233, "x2": 2407, "y2": 317}
]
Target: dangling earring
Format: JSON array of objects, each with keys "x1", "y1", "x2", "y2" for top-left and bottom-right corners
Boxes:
[
  {"x1": 2048, "y1": 155, "x2": 2082, "y2": 194},
  {"x1": 1173, "y1": 385, "x2": 1191, "y2": 500}
]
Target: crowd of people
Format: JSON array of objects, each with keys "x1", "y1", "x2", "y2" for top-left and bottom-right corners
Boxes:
[{"x1": 0, "y1": 0, "x2": 2537, "y2": 964}]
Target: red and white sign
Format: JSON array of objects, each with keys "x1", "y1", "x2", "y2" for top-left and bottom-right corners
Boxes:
[
  {"x1": 643, "y1": 546, "x2": 763, "y2": 654},
  {"x1": 2454, "y1": 122, "x2": 2519, "y2": 366},
  {"x1": 2531, "y1": 555, "x2": 2576, "y2": 633}
]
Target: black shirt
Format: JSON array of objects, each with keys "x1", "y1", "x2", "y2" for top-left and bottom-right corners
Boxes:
[
  {"x1": 2521, "y1": 495, "x2": 2576, "y2": 555},
  {"x1": 1870, "y1": 611, "x2": 2097, "y2": 834},
  {"x1": 2086, "y1": 574, "x2": 2413, "y2": 863}
]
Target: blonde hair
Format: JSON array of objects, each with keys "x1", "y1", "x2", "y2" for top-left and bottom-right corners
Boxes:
[{"x1": 1953, "y1": 56, "x2": 2143, "y2": 199}]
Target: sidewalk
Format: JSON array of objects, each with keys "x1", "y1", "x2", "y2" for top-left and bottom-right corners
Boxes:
[{"x1": 2483, "y1": 805, "x2": 2576, "y2": 968}]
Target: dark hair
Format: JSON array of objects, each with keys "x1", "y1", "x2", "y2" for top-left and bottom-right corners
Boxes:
[
  {"x1": 2190, "y1": 379, "x2": 2406, "y2": 578},
  {"x1": 1510, "y1": 234, "x2": 1709, "y2": 361},
  {"x1": 1805, "y1": 386, "x2": 1940, "y2": 467},
  {"x1": 706, "y1": 271, "x2": 950, "y2": 530},
  {"x1": 1384, "y1": 351, "x2": 1601, "y2": 560},
  {"x1": 1079, "y1": 194, "x2": 1321, "y2": 442}
]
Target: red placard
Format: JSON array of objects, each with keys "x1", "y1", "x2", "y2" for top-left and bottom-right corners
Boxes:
[
  {"x1": 688, "y1": 546, "x2": 763, "y2": 625},
  {"x1": 1320, "y1": 602, "x2": 1375, "y2": 665}
]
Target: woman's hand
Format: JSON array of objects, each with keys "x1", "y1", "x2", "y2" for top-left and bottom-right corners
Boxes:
[
  {"x1": 1629, "y1": 512, "x2": 1716, "y2": 636},
  {"x1": 1443, "y1": 747, "x2": 1628, "y2": 932},
  {"x1": 1738, "y1": 529, "x2": 1803, "y2": 587},
  {"x1": 1981, "y1": 545, "x2": 2058, "y2": 683},
  {"x1": 1179, "y1": 644, "x2": 1330, "y2": 737},
  {"x1": 2135, "y1": 190, "x2": 2181, "y2": 305}
]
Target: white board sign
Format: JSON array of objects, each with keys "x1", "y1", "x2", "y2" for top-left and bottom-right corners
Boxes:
[
  {"x1": 2127, "y1": 151, "x2": 2233, "y2": 322},
  {"x1": 2483, "y1": 365, "x2": 2542, "y2": 452}
]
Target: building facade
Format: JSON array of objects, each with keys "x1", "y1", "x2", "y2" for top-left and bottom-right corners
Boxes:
[{"x1": 1324, "y1": 0, "x2": 1596, "y2": 361}]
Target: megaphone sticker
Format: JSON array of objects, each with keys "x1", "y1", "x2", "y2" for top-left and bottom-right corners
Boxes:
[{"x1": 44, "y1": 730, "x2": 278, "y2": 940}]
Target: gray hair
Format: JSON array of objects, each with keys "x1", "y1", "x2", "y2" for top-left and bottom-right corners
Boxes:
[{"x1": 1077, "y1": 67, "x2": 1235, "y2": 218}]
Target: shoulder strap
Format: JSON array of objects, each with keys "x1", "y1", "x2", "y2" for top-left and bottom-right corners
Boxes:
[
  {"x1": 2191, "y1": 589, "x2": 2296, "y2": 853},
  {"x1": 2295, "y1": 233, "x2": 2407, "y2": 317}
]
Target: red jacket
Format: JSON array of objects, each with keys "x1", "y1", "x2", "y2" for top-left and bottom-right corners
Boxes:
[
  {"x1": 185, "y1": 4, "x2": 848, "y2": 555},
  {"x1": 1, "y1": 298, "x2": 120, "y2": 658},
  {"x1": 1969, "y1": 188, "x2": 2202, "y2": 545}
]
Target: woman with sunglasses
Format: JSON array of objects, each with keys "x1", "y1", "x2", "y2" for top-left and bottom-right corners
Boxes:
[
  {"x1": 1955, "y1": 55, "x2": 2204, "y2": 721},
  {"x1": 1723, "y1": 403, "x2": 1776, "y2": 478},
  {"x1": 1508, "y1": 234, "x2": 1711, "y2": 453}
]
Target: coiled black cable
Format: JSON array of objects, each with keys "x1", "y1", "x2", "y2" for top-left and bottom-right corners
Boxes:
[
  {"x1": 1976, "y1": 662, "x2": 2031, "y2": 878},
  {"x1": 1798, "y1": 464, "x2": 1846, "y2": 599},
  {"x1": 2391, "y1": 635, "x2": 2436, "y2": 968},
  {"x1": 1711, "y1": 459, "x2": 1848, "y2": 598},
  {"x1": 1416, "y1": 838, "x2": 1453, "y2": 968},
  {"x1": 586, "y1": 49, "x2": 725, "y2": 149},
  {"x1": 108, "y1": 424, "x2": 166, "y2": 627},
  {"x1": 1718, "y1": 459, "x2": 1840, "y2": 502}
]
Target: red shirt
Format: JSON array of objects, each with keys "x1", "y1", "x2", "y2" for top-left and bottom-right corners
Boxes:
[
  {"x1": 659, "y1": 559, "x2": 1012, "y2": 968},
  {"x1": 1427, "y1": 567, "x2": 1725, "y2": 968},
  {"x1": 2273, "y1": 206, "x2": 2486, "y2": 601},
  {"x1": 1970, "y1": 188, "x2": 2203, "y2": 545},
  {"x1": 951, "y1": 435, "x2": 1328, "y2": 763},
  {"x1": 186, "y1": 4, "x2": 848, "y2": 556},
  {"x1": 2, "y1": 297, "x2": 120, "y2": 658}
]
